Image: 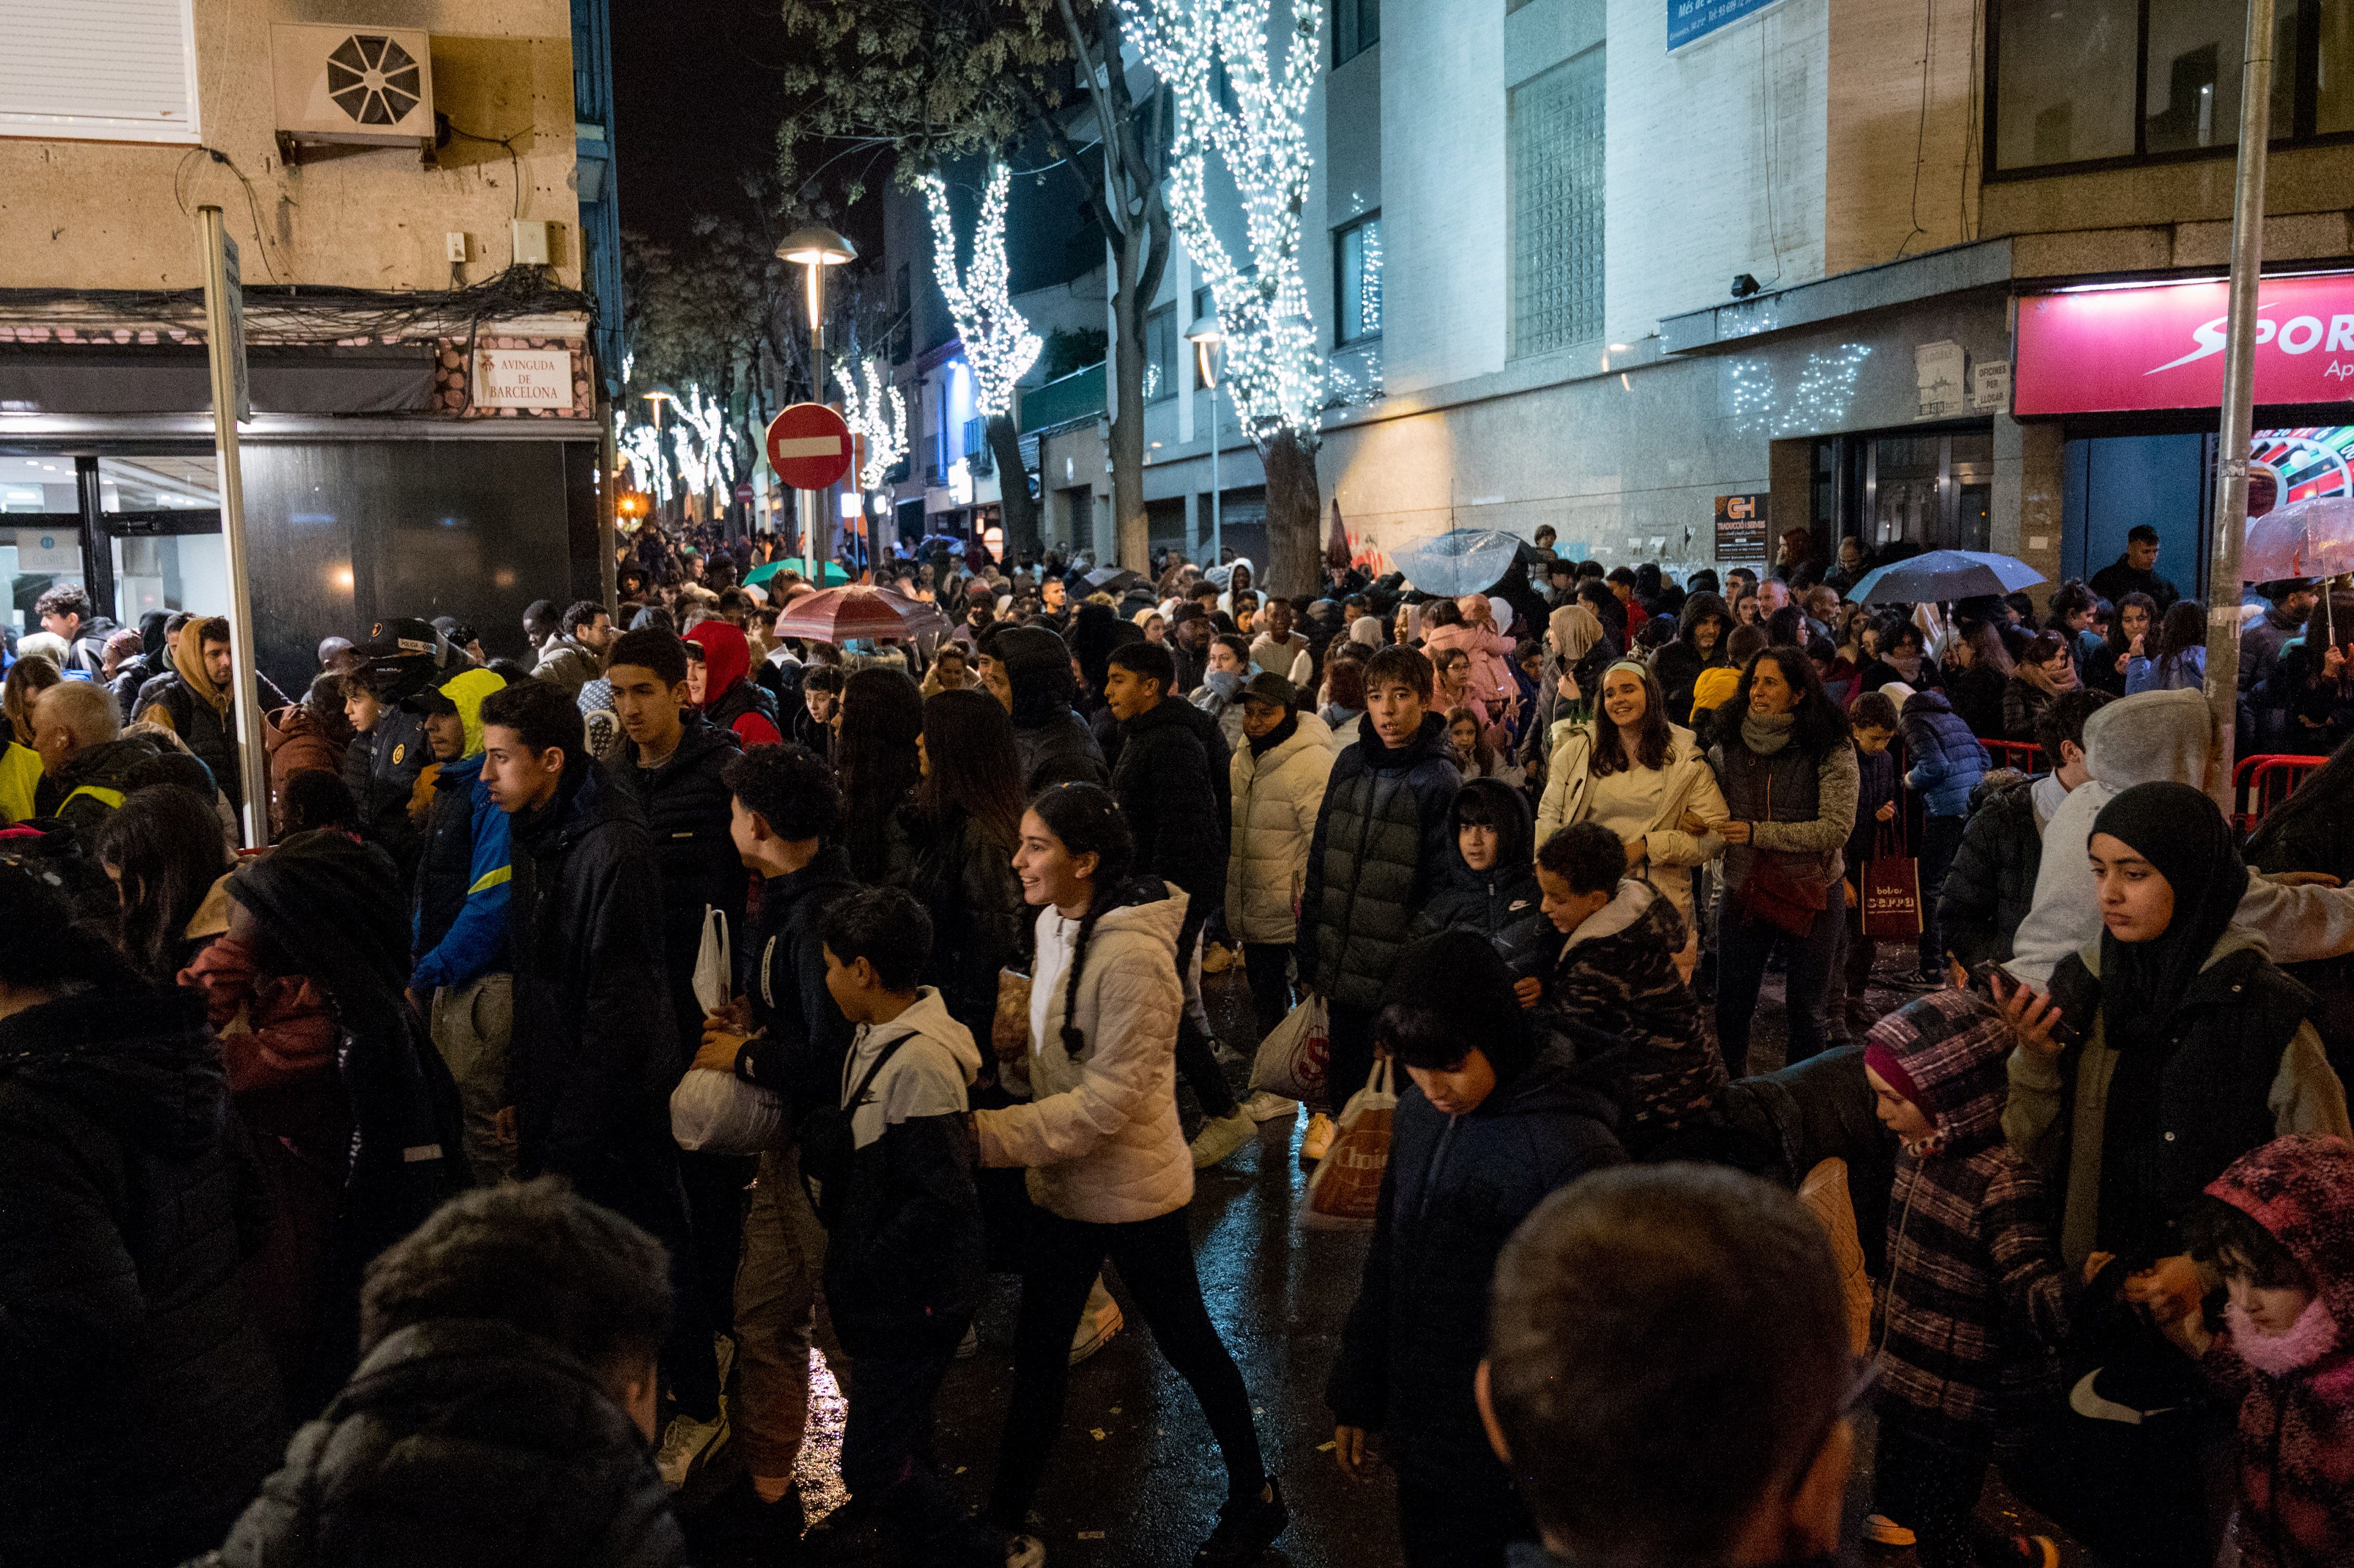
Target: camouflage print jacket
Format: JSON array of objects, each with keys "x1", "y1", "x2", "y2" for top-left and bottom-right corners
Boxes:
[{"x1": 1540, "y1": 878, "x2": 1726, "y2": 1156}]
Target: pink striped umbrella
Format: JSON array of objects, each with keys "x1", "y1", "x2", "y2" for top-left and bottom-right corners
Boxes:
[{"x1": 771, "y1": 585, "x2": 949, "y2": 645}]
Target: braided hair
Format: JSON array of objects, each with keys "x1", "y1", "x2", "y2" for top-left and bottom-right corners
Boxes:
[{"x1": 1029, "y1": 782, "x2": 1138, "y2": 1063}]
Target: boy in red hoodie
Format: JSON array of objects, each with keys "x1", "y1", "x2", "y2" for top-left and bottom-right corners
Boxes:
[
  {"x1": 2180, "y1": 1135, "x2": 2354, "y2": 1568},
  {"x1": 1862, "y1": 989, "x2": 2090, "y2": 1568}
]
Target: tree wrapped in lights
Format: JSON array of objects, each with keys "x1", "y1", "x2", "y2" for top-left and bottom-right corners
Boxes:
[
  {"x1": 919, "y1": 164, "x2": 1044, "y2": 554},
  {"x1": 1126, "y1": 0, "x2": 1327, "y2": 593},
  {"x1": 620, "y1": 422, "x2": 670, "y2": 505},
  {"x1": 836, "y1": 354, "x2": 909, "y2": 493}
]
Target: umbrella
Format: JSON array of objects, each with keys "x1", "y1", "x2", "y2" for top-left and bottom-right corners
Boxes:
[
  {"x1": 2243, "y1": 495, "x2": 2354, "y2": 582},
  {"x1": 772, "y1": 585, "x2": 947, "y2": 644},
  {"x1": 1390, "y1": 528, "x2": 1525, "y2": 598},
  {"x1": 742, "y1": 560, "x2": 790, "y2": 587},
  {"x1": 1085, "y1": 566, "x2": 1147, "y2": 593},
  {"x1": 1847, "y1": 549, "x2": 2045, "y2": 604},
  {"x1": 1326, "y1": 500, "x2": 1351, "y2": 568}
]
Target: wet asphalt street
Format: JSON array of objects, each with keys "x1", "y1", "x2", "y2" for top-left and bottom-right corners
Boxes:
[{"x1": 755, "y1": 952, "x2": 2094, "y2": 1567}]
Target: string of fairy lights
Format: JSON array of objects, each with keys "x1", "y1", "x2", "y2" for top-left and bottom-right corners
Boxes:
[
  {"x1": 836, "y1": 353, "x2": 910, "y2": 492},
  {"x1": 1124, "y1": 0, "x2": 1328, "y2": 446},
  {"x1": 918, "y1": 163, "x2": 1043, "y2": 421}
]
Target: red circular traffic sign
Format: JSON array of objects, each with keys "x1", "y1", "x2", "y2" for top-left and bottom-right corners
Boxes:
[{"x1": 764, "y1": 402, "x2": 854, "y2": 490}]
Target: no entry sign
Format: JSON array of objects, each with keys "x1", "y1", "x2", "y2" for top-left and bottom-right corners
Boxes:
[{"x1": 764, "y1": 402, "x2": 853, "y2": 490}]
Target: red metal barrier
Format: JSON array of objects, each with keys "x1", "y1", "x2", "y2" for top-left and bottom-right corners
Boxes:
[
  {"x1": 2234, "y1": 753, "x2": 2326, "y2": 835},
  {"x1": 1980, "y1": 738, "x2": 2043, "y2": 773}
]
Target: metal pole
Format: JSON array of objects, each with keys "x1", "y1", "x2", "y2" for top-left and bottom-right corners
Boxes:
[
  {"x1": 2205, "y1": 0, "x2": 2277, "y2": 814},
  {"x1": 802, "y1": 260, "x2": 824, "y2": 568},
  {"x1": 1207, "y1": 347, "x2": 1223, "y2": 566},
  {"x1": 198, "y1": 205, "x2": 270, "y2": 847}
]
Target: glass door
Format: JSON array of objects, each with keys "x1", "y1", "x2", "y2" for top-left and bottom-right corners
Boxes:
[
  {"x1": 0, "y1": 455, "x2": 88, "y2": 638},
  {"x1": 98, "y1": 455, "x2": 225, "y2": 625}
]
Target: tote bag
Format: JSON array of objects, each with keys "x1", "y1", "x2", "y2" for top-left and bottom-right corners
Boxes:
[
  {"x1": 1249, "y1": 993, "x2": 1328, "y2": 1105},
  {"x1": 1301, "y1": 1056, "x2": 1396, "y2": 1230},
  {"x1": 1860, "y1": 822, "x2": 1924, "y2": 940}
]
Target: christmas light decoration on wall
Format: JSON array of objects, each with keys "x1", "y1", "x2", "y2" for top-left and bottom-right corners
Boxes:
[
  {"x1": 1124, "y1": 0, "x2": 1327, "y2": 443},
  {"x1": 917, "y1": 164, "x2": 1041, "y2": 420},
  {"x1": 836, "y1": 354, "x2": 909, "y2": 493}
]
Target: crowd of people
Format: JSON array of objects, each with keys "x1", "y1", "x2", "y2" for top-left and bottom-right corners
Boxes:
[{"x1": 7, "y1": 509, "x2": 2354, "y2": 1568}]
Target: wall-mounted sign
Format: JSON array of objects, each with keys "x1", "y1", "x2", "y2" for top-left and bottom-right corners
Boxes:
[
  {"x1": 2015, "y1": 273, "x2": 2354, "y2": 415},
  {"x1": 1714, "y1": 493, "x2": 1768, "y2": 564},
  {"x1": 473, "y1": 346, "x2": 574, "y2": 409},
  {"x1": 1669, "y1": 0, "x2": 1787, "y2": 50},
  {"x1": 1915, "y1": 340, "x2": 1968, "y2": 421},
  {"x1": 1970, "y1": 358, "x2": 2011, "y2": 412},
  {"x1": 11, "y1": 528, "x2": 79, "y2": 571}
]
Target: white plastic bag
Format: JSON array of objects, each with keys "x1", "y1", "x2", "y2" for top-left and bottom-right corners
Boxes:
[
  {"x1": 1248, "y1": 994, "x2": 1328, "y2": 1104},
  {"x1": 671, "y1": 905, "x2": 783, "y2": 1154}
]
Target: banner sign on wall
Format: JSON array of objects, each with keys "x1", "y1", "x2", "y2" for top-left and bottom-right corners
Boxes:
[
  {"x1": 1669, "y1": 0, "x2": 1786, "y2": 49},
  {"x1": 1715, "y1": 493, "x2": 1768, "y2": 563},
  {"x1": 2015, "y1": 273, "x2": 2354, "y2": 416}
]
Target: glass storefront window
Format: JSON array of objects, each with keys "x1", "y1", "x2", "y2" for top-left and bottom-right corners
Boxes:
[
  {"x1": 99, "y1": 456, "x2": 226, "y2": 625},
  {"x1": 1995, "y1": 0, "x2": 2138, "y2": 168},
  {"x1": 2321, "y1": 0, "x2": 2354, "y2": 132},
  {"x1": 2143, "y1": 0, "x2": 2297, "y2": 153},
  {"x1": 0, "y1": 455, "x2": 85, "y2": 634}
]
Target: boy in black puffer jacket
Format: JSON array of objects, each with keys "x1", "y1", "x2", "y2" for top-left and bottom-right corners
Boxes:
[
  {"x1": 1326, "y1": 931, "x2": 1625, "y2": 1568},
  {"x1": 210, "y1": 1179, "x2": 684, "y2": 1568},
  {"x1": 1532, "y1": 821, "x2": 1726, "y2": 1157},
  {"x1": 1412, "y1": 777, "x2": 1547, "y2": 976}
]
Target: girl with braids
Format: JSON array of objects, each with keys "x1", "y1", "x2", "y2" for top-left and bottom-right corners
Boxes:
[
  {"x1": 0, "y1": 861, "x2": 286, "y2": 1565},
  {"x1": 973, "y1": 783, "x2": 1287, "y2": 1566}
]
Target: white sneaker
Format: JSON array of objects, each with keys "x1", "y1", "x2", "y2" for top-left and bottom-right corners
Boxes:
[
  {"x1": 655, "y1": 1408, "x2": 728, "y2": 1492},
  {"x1": 1300, "y1": 1112, "x2": 1335, "y2": 1167},
  {"x1": 1005, "y1": 1534, "x2": 1047, "y2": 1568},
  {"x1": 1070, "y1": 1278, "x2": 1123, "y2": 1365},
  {"x1": 1243, "y1": 1090, "x2": 1299, "y2": 1122},
  {"x1": 1191, "y1": 1110, "x2": 1257, "y2": 1168},
  {"x1": 1862, "y1": 1513, "x2": 1916, "y2": 1548}
]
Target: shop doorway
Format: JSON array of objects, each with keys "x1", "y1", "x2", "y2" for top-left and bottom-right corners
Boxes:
[
  {"x1": 2060, "y1": 433, "x2": 2209, "y2": 602},
  {"x1": 1811, "y1": 427, "x2": 1993, "y2": 563}
]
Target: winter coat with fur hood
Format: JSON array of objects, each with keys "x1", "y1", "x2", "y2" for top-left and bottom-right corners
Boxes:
[
  {"x1": 2202, "y1": 1134, "x2": 2354, "y2": 1568},
  {"x1": 1226, "y1": 709, "x2": 1336, "y2": 944},
  {"x1": 1542, "y1": 877, "x2": 1724, "y2": 1153},
  {"x1": 975, "y1": 881, "x2": 1193, "y2": 1223}
]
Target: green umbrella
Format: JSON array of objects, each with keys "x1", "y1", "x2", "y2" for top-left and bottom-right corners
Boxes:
[
  {"x1": 743, "y1": 560, "x2": 790, "y2": 587},
  {"x1": 743, "y1": 557, "x2": 849, "y2": 587}
]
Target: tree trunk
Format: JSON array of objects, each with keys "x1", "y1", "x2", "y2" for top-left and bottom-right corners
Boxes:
[
  {"x1": 987, "y1": 412, "x2": 1039, "y2": 560},
  {"x1": 1108, "y1": 232, "x2": 1150, "y2": 571},
  {"x1": 1260, "y1": 426, "x2": 1324, "y2": 599}
]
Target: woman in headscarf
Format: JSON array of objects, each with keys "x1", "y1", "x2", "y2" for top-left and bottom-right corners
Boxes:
[
  {"x1": 1998, "y1": 782, "x2": 2349, "y2": 1568},
  {"x1": 1514, "y1": 603, "x2": 1609, "y2": 784},
  {"x1": 1649, "y1": 591, "x2": 1732, "y2": 727}
]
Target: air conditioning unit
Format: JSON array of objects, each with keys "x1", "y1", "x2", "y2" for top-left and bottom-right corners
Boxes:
[{"x1": 271, "y1": 23, "x2": 435, "y2": 162}]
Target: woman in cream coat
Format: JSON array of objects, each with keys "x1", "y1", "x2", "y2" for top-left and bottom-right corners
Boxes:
[{"x1": 1534, "y1": 659, "x2": 1728, "y2": 963}]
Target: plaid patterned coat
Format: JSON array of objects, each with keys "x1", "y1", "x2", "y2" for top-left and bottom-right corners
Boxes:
[{"x1": 1872, "y1": 988, "x2": 2082, "y2": 1444}]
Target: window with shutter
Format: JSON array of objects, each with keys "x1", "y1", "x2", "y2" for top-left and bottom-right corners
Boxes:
[{"x1": 0, "y1": 0, "x2": 201, "y2": 143}]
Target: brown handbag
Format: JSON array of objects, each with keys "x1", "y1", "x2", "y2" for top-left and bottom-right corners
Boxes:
[{"x1": 1736, "y1": 773, "x2": 1829, "y2": 936}]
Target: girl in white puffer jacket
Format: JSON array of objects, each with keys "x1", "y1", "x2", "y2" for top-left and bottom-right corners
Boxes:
[{"x1": 973, "y1": 784, "x2": 1288, "y2": 1564}]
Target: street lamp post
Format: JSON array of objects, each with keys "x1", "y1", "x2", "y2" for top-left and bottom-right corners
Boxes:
[
  {"x1": 1186, "y1": 310, "x2": 1225, "y2": 568},
  {"x1": 777, "y1": 224, "x2": 857, "y2": 564}
]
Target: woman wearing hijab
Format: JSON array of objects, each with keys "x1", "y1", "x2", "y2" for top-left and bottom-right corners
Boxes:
[
  {"x1": 684, "y1": 619, "x2": 783, "y2": 746},
  {"x1": 1514, "y1": 603, "x2": 1608, "y2": 781},
  {"x1": 1998, "y1": 782, "x2": 2349, "y2": 1567}
]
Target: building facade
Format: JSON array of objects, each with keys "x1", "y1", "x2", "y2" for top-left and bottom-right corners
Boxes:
[{"x1": 1, "y1": 0, "x2": 619, "y2": 686}]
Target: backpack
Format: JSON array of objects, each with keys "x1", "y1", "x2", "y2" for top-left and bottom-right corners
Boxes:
[{"x1": 799, "y1": 1034, "x2": 911, "y2": 1230}]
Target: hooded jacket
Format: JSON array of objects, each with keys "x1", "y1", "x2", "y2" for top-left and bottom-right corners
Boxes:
[
  {"x1": 975, "y1": 882, "x2": 1193, "y2": 1224},
  {"x1": 0, "y1": 985, "x2": 287, "y2": 1566},
  {"x1": 684, "y1": 621, "x2": 782, "y2": 748},
  {"x1": 996, "y1": 625, "x2": 1109, "y2": 791},
  {"x1": 2202, "y1": 1135, "x2": 2354, "y2": 1568},
  {"x1": 1712, "y1": 1044, "x2": 1897, "y2": 1278},
  {"x1": 1545, "y1": 878, "x2": 1723, "y2": 1153},
  {"x1": 140, "y1": 637, "x2": 245, "y2": 816},
  {"x1": 1937, "y1": 770, "x2": 2043, "y2": 972},
  {"x1": 1326, "y1": 1021, "x2": 1625, "y2": 1488},
  {"x1": 507, "y1": 757, "x2": 682, "y2": 1205},
  {"x1": 1226, "y1": 708, "x2": 1336, "y2": 944},
  {"x1": 213, "y1": 1318, "x2": 683, "y2": 1568},
  {"x1": 531, "y1": 634, "x2": 602, "y2": 697},
  {"x1": 1109, "y1": 695, "x2": 1227, "y2": 908},
  {"x1": 1297, "y1": 712, "x2": 1464, "y2": 1011},
  {"x1": 39, "y1": 733, "x2": 164, "y2": 832},
  {"x1": 823, "y1": 987, "x2": 987, "y2": 1355},
  {"x1": 1868, "y1": 990, "x2": 2082, "y2": 1444},
  {"x1": 264, "y1": 702, "x2": 347, "y2": 839},
  {"x1": 1415, "y1": 777, "x2": 1547, "y2": 964},
  {"x1": 1422, "y1": 617, "x2": 1519, "y2": 716},
  {"x1": 1652, "y1": 592, "x2": 1734, "y2": 725},
  {"x1": 609, "y1": 711, "x2": 744, "y2": 1048},
  {"x1": 2005, "y1": 689, "x2": 2354, "y2": 988},
  {"x1": 410, "y1": 669, "x2": 514, "y2": 995},
  {"x1": 1899, "y1": 687, "x2": 1991, "y2": 817}
]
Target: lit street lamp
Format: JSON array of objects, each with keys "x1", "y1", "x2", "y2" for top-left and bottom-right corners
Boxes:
[
  {"x1": 1186, "y1": 309, "x2": 1225, "y2": 567},
  {"x1": 776, "y1": 224, "x2": 857, "y2": 558}
]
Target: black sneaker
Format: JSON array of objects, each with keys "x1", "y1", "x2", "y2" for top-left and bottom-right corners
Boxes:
[{"x1": 1193, "y1": 1475, "x2": 1288, "y2": 1567}]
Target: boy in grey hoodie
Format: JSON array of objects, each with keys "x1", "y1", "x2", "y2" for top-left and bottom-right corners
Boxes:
[{"x1": 813, "y1": 888, "x2": 1012, "y2": 1566}]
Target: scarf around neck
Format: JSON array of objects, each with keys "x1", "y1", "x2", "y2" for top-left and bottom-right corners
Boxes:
[{"x1": 1741, "y1": 709, "x2": 1797, "y2": 756}]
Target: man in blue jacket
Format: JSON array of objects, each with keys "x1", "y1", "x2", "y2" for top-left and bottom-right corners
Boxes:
[{"x1": 404, "y1": 665, "x2": 513, "y2": 1187}]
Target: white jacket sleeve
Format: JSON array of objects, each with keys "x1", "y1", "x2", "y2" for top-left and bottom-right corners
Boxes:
[
  {"x1": 2004, "y1": 785, "x2": 2108, "y2": 988},
  {"x1": 1644, "y1": 763, "x2": 1730, "y2": 868},
  {"x1": 2235, "y1": 875, "x2": 2354, "y2": 966},
  {"x1": 974, "y1": 942, "x2": 1181, "y2": 1171}
]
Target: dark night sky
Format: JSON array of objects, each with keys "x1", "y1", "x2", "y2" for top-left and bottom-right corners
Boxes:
[{"x1": 608, "y1": 0, "x2": 795, "y2": 240}]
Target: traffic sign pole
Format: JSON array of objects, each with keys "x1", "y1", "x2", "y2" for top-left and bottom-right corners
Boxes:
[{"x1": 765, "y1": 402, "x2": 854, "y2": 573}]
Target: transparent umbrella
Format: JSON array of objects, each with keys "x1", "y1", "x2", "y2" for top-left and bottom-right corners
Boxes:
[
  {"x1": 1847, "y1": 549, "x2": 2045, "y2": 604},
  {"x1": 2243, "y1": 495, "x2": 2354, "y2": 583},
  {"x1": 1390, "y1": 528, "x2": 1526, "y2": 598}
]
